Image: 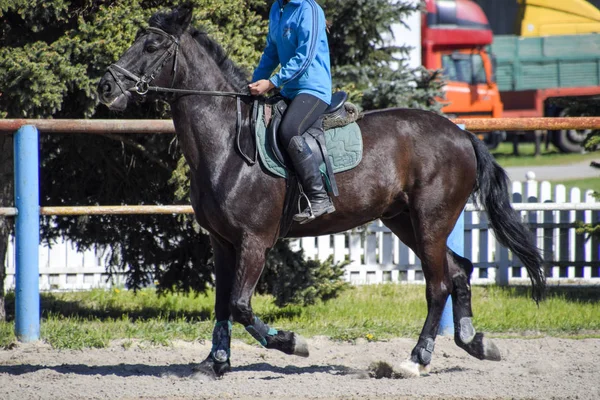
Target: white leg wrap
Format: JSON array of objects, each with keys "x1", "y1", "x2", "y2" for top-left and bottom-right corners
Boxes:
[{"x1": 459, "y1": 317, "x2": 476, "y2": 344}]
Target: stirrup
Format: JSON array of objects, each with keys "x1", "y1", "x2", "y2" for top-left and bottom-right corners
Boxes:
[
  {"x1": 295, "y1": 183, "x2": 315, "y2": 223},
  {"x1": 293, "y1": 183, "x2": 335, "y2": 224}
]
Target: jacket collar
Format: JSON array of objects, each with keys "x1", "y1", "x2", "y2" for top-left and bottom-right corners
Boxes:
[{"x1": 279, "y1": 0, "x2": 303, "y2": 7}]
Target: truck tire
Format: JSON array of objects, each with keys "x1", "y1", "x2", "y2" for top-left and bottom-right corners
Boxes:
[
  {"x1": 552, "y1": 128, "x2": 589, "y2": 153},
  {"x1": 551, "y1": 109, "x2": 590, "y2": 153}
]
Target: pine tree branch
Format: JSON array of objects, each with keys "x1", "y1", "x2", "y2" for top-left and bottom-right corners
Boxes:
[{"x1": 101, "y1": 133, "x2": 172, "y2": 172}]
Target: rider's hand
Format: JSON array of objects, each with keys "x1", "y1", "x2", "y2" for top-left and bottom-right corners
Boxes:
[{"x1": 248, "y1": 79, "x2": 275, "y2": 96}]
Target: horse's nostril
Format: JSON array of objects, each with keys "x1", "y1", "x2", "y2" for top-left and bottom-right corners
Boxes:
[{"x1": 103, "y1": 82, "x2": 112, "y2": 94}]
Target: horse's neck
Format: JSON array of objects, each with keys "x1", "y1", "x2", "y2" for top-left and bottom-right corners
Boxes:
[{"x1": 169, "y1": 43, "x2": 246, "y2": 185}]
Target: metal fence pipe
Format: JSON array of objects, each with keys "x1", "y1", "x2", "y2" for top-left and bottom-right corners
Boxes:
[
  {"x1": 0, "y1": 203, "x2": 591, "y2": 216},
  {"x1": 1, "y1": 117, "x2": 600, "y2": 134},
  {"x1": 466, "y1": 203, "x2": 600, "y2": 212},
  {"x1": 0, "y1": 119, "x2": 175, "y2": 134},
  {"x1": 40, "y1": 205, "x2": 194, "y2": 215},
  {"x1": 0, "y1": 208, "x2": 18, "y2": 216},
  {"x1": 452, "y1": 117, "x2": 600, "y2": 132}
]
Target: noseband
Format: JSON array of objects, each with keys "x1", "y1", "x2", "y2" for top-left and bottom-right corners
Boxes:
[{"x1": 106, "y1": 26, "x2": 256, "y2": 165}]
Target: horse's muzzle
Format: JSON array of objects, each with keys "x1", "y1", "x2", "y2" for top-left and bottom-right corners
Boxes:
[{"x1": 97, "y1": 73, "x2": 130, "y2": 111}]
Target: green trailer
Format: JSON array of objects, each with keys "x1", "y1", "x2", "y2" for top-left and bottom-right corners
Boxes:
[
  {"x1": 492, "y1": 34, "x2": 600, "y2": 91},
  {"x1": 490, "y1": 33, "x2": 600, "y2": 152}
]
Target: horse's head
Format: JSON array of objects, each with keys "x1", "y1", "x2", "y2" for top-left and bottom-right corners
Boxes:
[{"x1": 98, "y1": 3, "x2": 193, "y2": 111}]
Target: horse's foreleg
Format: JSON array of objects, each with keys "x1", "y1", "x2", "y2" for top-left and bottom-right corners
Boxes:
[
  {"x1": 194, "y1": 235, "x2": 235, "y2": 378},
  {"x1": 230, "y1": 236, "x2": 309, "y2": 357},
  {"x1": 448, "y1": 250, "x2": 501, "y2": 361}
]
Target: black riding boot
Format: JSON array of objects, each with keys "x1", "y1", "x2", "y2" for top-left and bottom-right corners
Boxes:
[{"x1": 286, "y1": 136, "x2": 335, "y2": 224}]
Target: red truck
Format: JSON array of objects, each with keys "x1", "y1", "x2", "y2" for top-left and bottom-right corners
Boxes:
[{"x1": 402, "y1": 0, "x2": 600, "y2": 152}]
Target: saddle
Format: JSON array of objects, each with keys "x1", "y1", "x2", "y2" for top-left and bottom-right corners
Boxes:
[
  {"x1": 250, "y1": 91, "x2": 362, "y2": 237},
  {"x1": 264, "y1": 91, "x2": 360, "y2": 197}
]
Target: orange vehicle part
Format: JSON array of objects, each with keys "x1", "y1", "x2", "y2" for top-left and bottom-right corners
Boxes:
[
  {"x1": 422, "y1": 0, "x2": 501, "y2": 120},
  {"x1": 432, "y1": 49, "x2": 503, "y2": 119}
]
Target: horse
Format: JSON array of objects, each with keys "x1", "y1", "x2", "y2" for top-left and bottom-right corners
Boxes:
[{"x1": 98, "y1": 4, "x2": 545, "y2": 379}]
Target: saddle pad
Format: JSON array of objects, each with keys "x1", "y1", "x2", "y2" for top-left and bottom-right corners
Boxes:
[{"x1": 255, "y1": 104, "x2": 363, "y2": 178}]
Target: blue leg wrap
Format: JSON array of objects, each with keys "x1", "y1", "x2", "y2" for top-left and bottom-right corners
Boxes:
[
  {"x1": 211, "y1": 320, "x2": 232, "y2": 363},
  {"x1": 245, "y1": 316, "x2": 278, "y2": 347}
]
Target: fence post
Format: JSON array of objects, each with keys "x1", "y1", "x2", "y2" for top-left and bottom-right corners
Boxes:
[
  {"x1": 439, "y1": 212, "x2": 464, "y2": 336},
  {"x1": 14, "y1": 125, "x2": 40, "y2": 342},
  {"x1": 439, "y1": 123, "x2": 466, "y2": 336}
]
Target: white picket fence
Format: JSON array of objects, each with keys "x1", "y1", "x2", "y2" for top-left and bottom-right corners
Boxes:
[
  {"x1": 290, "y1": 179, "x2": 599, "y2": 286},
  {"x1": 4, "y1": 178, "x2": 600, "y2": 291}
]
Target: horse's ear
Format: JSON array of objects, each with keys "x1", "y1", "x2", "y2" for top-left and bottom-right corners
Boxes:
[{"x1": 172, "y1": 2, "x2": 194, "y2": 34}]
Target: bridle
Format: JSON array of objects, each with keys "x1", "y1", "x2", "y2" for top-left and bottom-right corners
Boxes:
[
  {"x1": 106, "y1": 26, "x2": 257, "y2": 165},
  {"x1": 107, "y1": 27, "x2": 250, "y2": 98},
  {"x1": 107, "y1": 27, "x2": 180, "y2": 97}
]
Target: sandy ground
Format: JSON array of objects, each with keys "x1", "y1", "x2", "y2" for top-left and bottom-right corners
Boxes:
[{"x1": 0, "y1": 336, "x2": 598, "y2": 400}]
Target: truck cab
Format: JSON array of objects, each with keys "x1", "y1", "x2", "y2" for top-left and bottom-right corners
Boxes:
[{"x1": 423, "y1": 0, "x2": 503, "y2": 122}]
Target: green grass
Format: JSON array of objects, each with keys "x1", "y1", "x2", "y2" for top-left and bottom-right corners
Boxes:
[
  {"x1": 492, "y1": 142, "x2": 599, "y2": 168},
  {"x1": 1, "y1": 285, "x2": 599, "y2": 349},
  {"x1": 548, "y1": 177, "x2": 600, "y2": 194}
]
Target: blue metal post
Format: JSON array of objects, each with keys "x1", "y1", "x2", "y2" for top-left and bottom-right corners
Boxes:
[
  {"x1": 439, "y1": 123, "x2": 466, "y2": 336},
  {"x1": 14, "y1": 125, "x2": 40, "y2": 342},
  {"x1": 438, "y1": 212, "x2": 464, "y2": 336}
]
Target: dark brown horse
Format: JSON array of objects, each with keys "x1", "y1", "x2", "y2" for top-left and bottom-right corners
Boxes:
[{"x1": 98, "y1": 4, "x2": 545, "y2": 379}]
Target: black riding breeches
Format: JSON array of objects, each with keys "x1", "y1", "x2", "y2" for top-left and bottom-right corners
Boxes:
[{"x1": 279, "y1": 93, "x2": 329, "y2": 149}]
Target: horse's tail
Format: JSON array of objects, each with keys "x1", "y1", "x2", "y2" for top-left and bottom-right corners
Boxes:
[{"x1": 467, "y1": 133, "x2": 546, "y2": 303}]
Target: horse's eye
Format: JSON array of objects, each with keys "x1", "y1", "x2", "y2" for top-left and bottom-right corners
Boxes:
[{"x1": 145, "y1": 45, "x2": 158, "y2": 53}]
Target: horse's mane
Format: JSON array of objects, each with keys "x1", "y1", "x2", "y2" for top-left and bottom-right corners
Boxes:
[
  {"x1": 149, "y1": 9, "x2": 250, "y2": 94},
  {"x1": 190, "y1": 28, "x2": 250, "y2": 93}
]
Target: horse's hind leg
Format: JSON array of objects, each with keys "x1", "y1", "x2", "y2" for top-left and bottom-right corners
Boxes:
[
  {"x1": 382, "y1": 212, "x2": 451, "y2": 376},
  {"x1": 447, "y1": 250, "x2": 501, "y2": 361}
]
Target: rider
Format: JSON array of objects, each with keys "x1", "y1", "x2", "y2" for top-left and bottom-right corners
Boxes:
[{"x1": 249, "y1": 0, "x2": 334, "y2": 224}]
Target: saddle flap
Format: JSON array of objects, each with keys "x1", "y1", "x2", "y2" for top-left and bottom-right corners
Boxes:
[{"x1": 266, "y1": 99, "x2": 289, "y2": 167}]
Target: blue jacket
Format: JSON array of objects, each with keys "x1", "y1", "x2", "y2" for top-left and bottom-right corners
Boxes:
[{"x1": 252, "y1": 0, "x2": 332, "y2": 104}]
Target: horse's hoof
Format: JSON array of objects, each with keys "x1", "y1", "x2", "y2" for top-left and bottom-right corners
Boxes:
[
  {"x1": 266, "y1": 331, "x2": 309, "y2": 357},
  {"x1": 394, "y1": 359, "x2": 429, "y2": 378},
  {"x1": 457, "y1": 332, "x2": 502, "y2": 362},
  {"x1": 292, "y1": 333, "x2": 309, "y2": 357},
  {"x1": 482, "y1": 337, "x2": 501, "y2": 361},
  {"x1": 192, "y1": 356, "x2": 231, "y2": 380}
]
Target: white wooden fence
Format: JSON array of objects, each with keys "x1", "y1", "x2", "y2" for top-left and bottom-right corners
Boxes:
[
  {"x1": 4, "y1": 178, "x2": 600, "y2": 290},
  {"x1": 290, "y1": 178, "x2": 599, "y2": 286}
]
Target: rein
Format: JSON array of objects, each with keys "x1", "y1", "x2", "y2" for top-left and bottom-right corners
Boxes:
[{"x1": 107, "y1": 26, "x2": 257, "y2": 165}]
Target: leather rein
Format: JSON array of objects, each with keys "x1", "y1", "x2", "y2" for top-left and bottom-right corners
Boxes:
[{"x1": 107, "y1": 26, "x2": 257, "y2": 165}]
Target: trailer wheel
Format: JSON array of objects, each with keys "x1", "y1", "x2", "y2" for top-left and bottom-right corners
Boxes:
[
  {"x1": 552, "y1": 128, "x2": 589, "y2": 153},
  {"x1": 551, "y1": 109, "x2": 591, "y2": 153}
]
